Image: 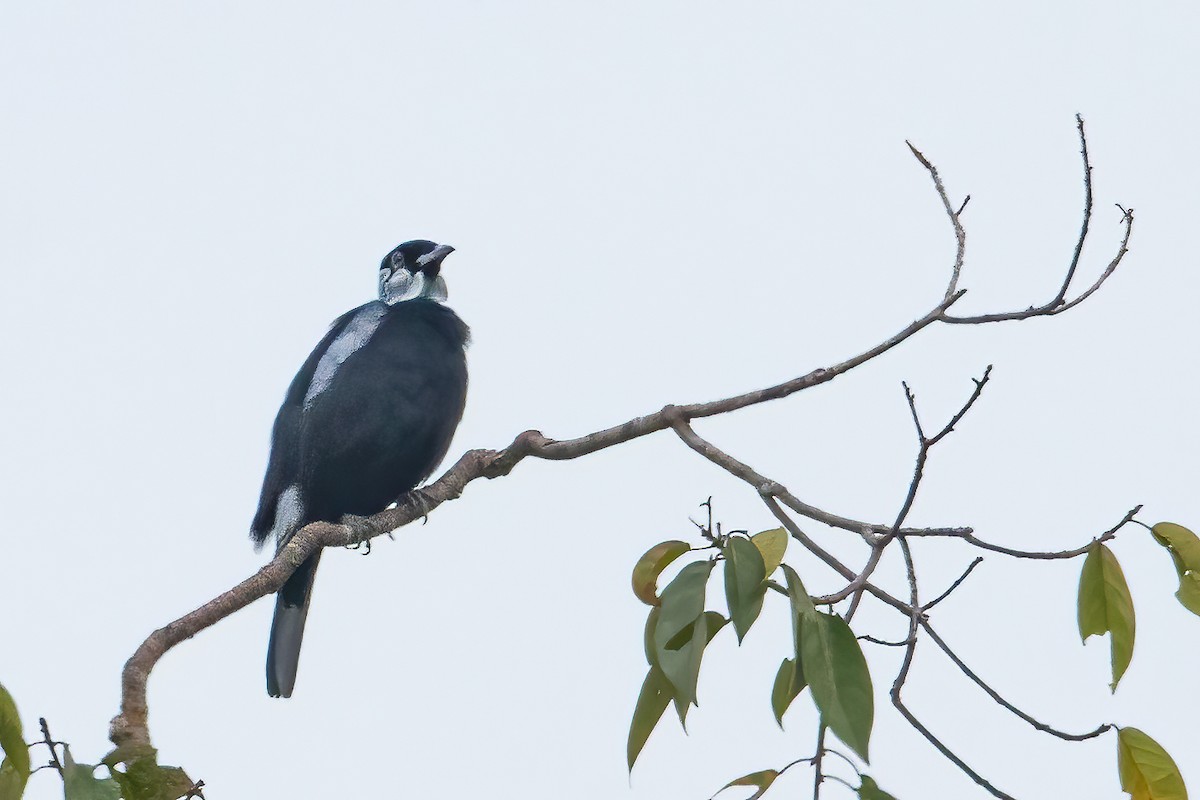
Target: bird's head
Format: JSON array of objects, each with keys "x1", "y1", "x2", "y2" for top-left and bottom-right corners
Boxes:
[{"x1": 378, "y1": 240, "x2": 455, "y2": 304}]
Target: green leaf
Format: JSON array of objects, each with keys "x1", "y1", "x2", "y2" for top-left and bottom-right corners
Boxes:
[
  {"x1": 780, "y1": 564, "x2": 817, "y2": 653},
  {"x1": 1117, "y1": 727, "x2": 1187, "y2": 800},
  {"x1": 653, "y1": 561, "x2": 715, "y2": 709},
  {"x1": 781, "y1": 564, "x2": 817, "y2": 618},
  {"x1": 632, "y1": 540, "x2": 692, "y2": 606},
  {"x1": 702, "y1": 610, "x2": 729, "y2": 642},
  {"x1": 655, "y1": 560, "x2": 714, "y2": 648},
  {"x1": 0, "y1": 685, "x2": 27, "y2": 782},
  {"x1": 662, "y1": 615, "x2": 707, "y2": 724},
  {"x1": 714, "y1": 769, "x2": 779, "y2": 800},
  {"x1": 63, "y1": 747, "x2": 121, "y2": 800},
  {"x1": 104, "y1": 748, "x2": 194, "y2": 800},
  {"x1": 643, "y1": 607, "x2": 660, "y2": 667},
  {"x1": 1150, "y1": 523, "x2": 1200, "y2": 619},
  {"x1": 1176, "y1": 573, "x2": 1200, "y2": 617},
  {"x1": 858, "y1": 775, "x2": 900, "y2": 800},
  {"x1": 627, "y1": 667, "x2": 673, "y2": 771},
  {"x1": 770, "y1": 657, "x2": 807, "y2": 728},
  {"x1": 0, "y1": 759, "x2": 28, "y2": 800},
  {"x1": 724, "y1": 536, "x2": 768, "y2": 642},
  {"x1": 751, "y1": 528, "x2": 788, "y2": 577},
  {"x1": 1077, "y1": 542, "x2": 1136, "y2": 691},
  {"x1": 1150, "y1": 523, "x2": 1200, "y2": 574},
  {"x1": 671, "y1": 612, "x2": 728, "y2": 727},
  {"x1": 800, "y1": 612, "x2": 874, "y2": 762}
]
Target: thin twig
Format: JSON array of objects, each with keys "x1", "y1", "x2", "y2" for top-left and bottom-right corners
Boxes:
[
  {"x1": 824, "y1": 775, "x2": 856, "y2": 792},
  {"x1": 906, "y1": 140, "x2": 967, "y2": 300},
  {"x1": 1054, "y1": 112, "x2": 1095, "y2": 306},
  {"x1": 842, "y1": 368, "x2": 991, "y2": 616},
  {"x1": 895, "y1": 366, "x2": 991, "y2": 535},
  {"x1": 922, "y1": 557, "x2": 984, "y2": 612},
  {"x1": 760, "y1": 493, "x2": 913, "y2": 616},
  {"x1": 812, "y1": 547, "x2": 886, "y2": 606},
  {"x1": 812, "y1": 724, "x2": 827, "y2": 800},
  {"x1": 890, "y1": 541, "x2": 1017, "y2": 799},
  {"x1": 940, "y1": 116, "x2": 1133, "y2": 324},
  {"x1": 673, "y1": 418, "x2": 969, "y2": 539},
  {"x1": 902, "y1": 505, "x2": 1142, "y2": 559},
  {"x1": 927, "y1": 366, "x2": 993, "y2": 446},
  {"x1": 921, "y1": 622, "x2": 1112, "y2": 742},
  {"x1": 38, "y1": 718, "x2": 63, "y2": 777},
  {"x1": 857, "y1": 634, "x2": 911, "y2": 648},
  {"x1": 821, "y1": 748, "x2": 860, "y2": 775}
]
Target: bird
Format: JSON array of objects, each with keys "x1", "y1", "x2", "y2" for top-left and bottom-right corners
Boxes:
[{"x1": 250, "y1": 239, "x2": 469, "y2": 698}]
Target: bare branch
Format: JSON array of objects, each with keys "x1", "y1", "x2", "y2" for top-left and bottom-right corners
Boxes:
[
  {"x1": 927, "y1": 366, "x2": 993, "y2": 446},
  {"x1": 895, "y1": 366, "x2": 992, "y2": 534},
  {"x1": 108, "y1": 118, "x2": 1138, "y2": 776},
  {"x1": 483, "y1": 290, "x2": 966, "y2": 478},
  {"x1": 38, "y1": 718, "x2": 64, "y2": 777},
  {"x1": 674, "y1": 416, "x2": 969, "y2": 540},
  {"x1": 906, "y1": 140, "x2": 967, "y2": 300},
  {"x1": 857, "y1": 634, "x2": 911, "y2": 648},
  {"x1": 922, "y1": 557, "x2": 984, "y2": 612},
  {"x1": 890, "y1": 539, "x2": 1017, "y2": 800},
  {"x1": 890, "y1": 682, "x2": 1017, "y2": 800},
  {"x1": 921, "y1": 622, "x2": 1112, "y2": 742},
  {"x1": 811, "y1": 546, "x2": 885, "y2": 606},
  {"x1": 112, "y1": 290, "x2": 971, "y2": 751},
  {"x1": 1055, "y1": 112, "x2": 1096, "y2": 306},
  {"x1": 841, "y1": 368, "x2": 991, "y2": 616},
  {"x1": 931, "y1": 115, "x2": 1133, "y2": 324},
  {"x1": 903, "y1": 505, "x2": 1143, "y2": 559},
  {"x1": 760, "y1": 493, "x2": 914, "y2": 616},
  {"x1": 812, "y1": 724, "x2": 827, "y2": 800},
  {"x1": 111, "y1": 293, "x2": 974, "y2": 751}
]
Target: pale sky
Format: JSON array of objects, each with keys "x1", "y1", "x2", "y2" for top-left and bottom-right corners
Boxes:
[{"x1": 3, "y1": 3, "x2": 1198, "y2": 799}]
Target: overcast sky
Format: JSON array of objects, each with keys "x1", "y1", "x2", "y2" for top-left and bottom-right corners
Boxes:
[{"x1": 3, "y1": 3, "x2": 1198, "y2": 798}]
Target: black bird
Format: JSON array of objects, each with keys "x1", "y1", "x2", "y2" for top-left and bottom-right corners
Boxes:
[{"x1": 250, "y1": 240, "x2": 469, "y2": 698}]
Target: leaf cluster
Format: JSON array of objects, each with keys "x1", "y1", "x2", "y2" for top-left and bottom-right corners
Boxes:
[
  {"x1": 0, "y1": 684, "x2": 194, "y2": 800},
  {"x1": 627, "y1": 528, "x2": 874, "y2": 776}
]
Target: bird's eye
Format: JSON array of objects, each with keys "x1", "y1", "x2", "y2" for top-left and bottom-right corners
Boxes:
[{"x1": 390, "y1": 251, "x2": 407, "y2": 271}]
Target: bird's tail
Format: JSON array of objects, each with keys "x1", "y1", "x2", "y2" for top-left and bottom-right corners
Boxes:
[{"x1": 266, "y1": 551, "x2": 322, "y2": 698}]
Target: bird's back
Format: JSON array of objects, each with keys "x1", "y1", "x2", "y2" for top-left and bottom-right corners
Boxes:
[
  {"x1": 251, "y1": 299, "x2": 468, "y2": 543},
  {"x1": 298, "y1": 299, "x2": 469, "y2": 523}
]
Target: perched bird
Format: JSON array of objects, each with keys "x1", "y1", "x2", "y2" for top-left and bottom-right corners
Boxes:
[{"x1": 250, "y1": 240, "x2": 469, "y2": 698}]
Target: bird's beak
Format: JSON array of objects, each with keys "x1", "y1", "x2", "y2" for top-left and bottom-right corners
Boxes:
[{"x1": 416, "y1": 244, "x2": 456, "y2": 274}]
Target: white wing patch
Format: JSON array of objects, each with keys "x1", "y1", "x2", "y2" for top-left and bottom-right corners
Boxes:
[
  {"x1": 270, "y1": 484, "x2": 306, "y2": 544},
  {"x1": 303, "y1": 304, "x2": 388, "y2": 409}
]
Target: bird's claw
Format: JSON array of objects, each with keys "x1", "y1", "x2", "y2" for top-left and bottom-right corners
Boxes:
[{"x1": 342, "y1": 514, "x2": 385, "y2": 553}]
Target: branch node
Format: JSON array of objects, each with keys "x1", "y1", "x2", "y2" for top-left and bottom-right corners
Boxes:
[{"x1": 758, "y1": 481, "x2": 783, "y2": 497}]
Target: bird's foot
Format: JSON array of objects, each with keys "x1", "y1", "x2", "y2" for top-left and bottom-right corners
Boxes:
[{"x1": 341, "y1": 514, "x2": 386, "y2": 553}]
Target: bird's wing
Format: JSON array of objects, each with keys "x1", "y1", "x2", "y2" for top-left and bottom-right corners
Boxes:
[
  {"x1": 249, "y1": 305, "x2": 369, "y2": 546},
  {"x1": 293, "y1": 304, "x2": 470, "y2": 521}
]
